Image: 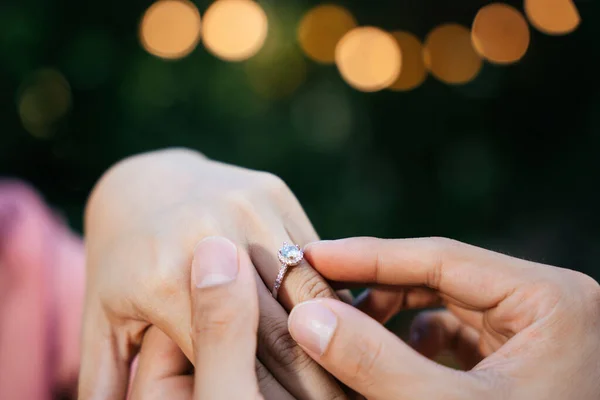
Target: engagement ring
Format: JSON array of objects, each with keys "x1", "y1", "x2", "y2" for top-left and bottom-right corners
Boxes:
[{"x1": 272, "y1": 242, "x2": 304, "y2": 299}]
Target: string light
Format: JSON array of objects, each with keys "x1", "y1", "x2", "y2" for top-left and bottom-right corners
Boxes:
[
  {"x1": 139, "y1": 0, "x2": 202, "y2": 60},
  {"x1": 335, "y1": 27, "x2": 401, "y2": 92},
  {"x1": 524, "y1": 0, "x2": 580, "y2": 35},
  {"x1": 424, "y1": 23, "x2": 482, "y2": 85},
  {"x1": 388, "y1": 31, "x2": 427, "y2": 91},
  {"x1": 298, "y1": 4, "x2": 357, "y2": 64},
  {"x1": 135, "y1": 0, "x2": 582, "y2": 92},
  {"x1": 202, "y1": 0, "x2": 268, "y2": 62},
  {"x1": 472, "y1": 3, "x2": 530, "y2": 64}
]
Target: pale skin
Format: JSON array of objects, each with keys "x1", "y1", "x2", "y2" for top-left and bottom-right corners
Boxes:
[
  {"x1": 129, "y1": 236, "x2": 270, "y2": 399},
  {"x1": 79, "y1": 148, "x2": 350, "y2": 399},
  {"x1": 82, "y1": 149, "x2": 600, "y2": 399},
  {"x1": 287, "y1": 237, "x2": 600, "y2": 399},
  {"x1": 130, "y1": 236, "x2": 600, "y2": 399}
]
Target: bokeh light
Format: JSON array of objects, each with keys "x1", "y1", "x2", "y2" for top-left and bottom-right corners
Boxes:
[
  {"x1": 388, "y1": 31, "x2": 427, "y2": 91},
  {"x1": 17, "y1": 69, "x2": 71, "y2": 138},
  {"x1": 525, "y1": 0, "x2": 580, "y2": 35},
  {"x1": 423, "y1": 23, "x2": 482, "y2": 85},
  {"x1": 139, "y1": 0, "x2": 202, "y2": 60},
  {"x1": 297, "y1": 4, "x2": 357, "y2": 64},
  {"x1": 335, "y1": 27, "x2": 401, "y2": 92},
  {"x1": 472, "y1": 4, "x2": 530, "y2": 64},
  {"x1": 202, "y1": 0, "x2": 268, "y2": 62}
]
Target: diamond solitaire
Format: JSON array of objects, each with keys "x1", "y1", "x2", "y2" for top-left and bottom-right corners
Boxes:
[
  {"x1": 278, "y1": 242, "x2": 304, "y2": 266},
  {"x1": 272, "y1": 242, "x2": 304, "y2": 298}
]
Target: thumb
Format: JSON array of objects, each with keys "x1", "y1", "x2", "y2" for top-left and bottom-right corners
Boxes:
[
  {"x1": 191, "y1": 236, "x2": 262, "y2": 400},
  {"x1": 288, "y1": 299, "x2": 487, "y2": 400}
]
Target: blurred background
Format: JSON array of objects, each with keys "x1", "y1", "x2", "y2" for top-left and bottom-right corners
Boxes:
[{"x1": 0, "y1": 0, "x2": 598, "y2": 286}]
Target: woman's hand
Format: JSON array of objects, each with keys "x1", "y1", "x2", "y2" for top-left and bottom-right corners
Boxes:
[
  {"x1": 129, "y1": 237, "x2": 286, "y2": 400},
  {"x1": 288, "y1": 237, "x2": 600, "y2": 399},
  {"x1": 79, "y1": 149, "x2": 345, "y2": 399}
]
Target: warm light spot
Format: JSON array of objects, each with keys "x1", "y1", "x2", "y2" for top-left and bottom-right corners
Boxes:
[
  {"x1": 297, "y1": 4, "x2": 357, "y2": 64},
  {"x1": 335, "y1": 27, "x2": 401, "y2": 92},
  {"x1": 388, "y1": 31, "x2": 427, "y2": 91},
  {"x1": 202, "y1": 0, "x2": 268, "y2": 61},
  {"x1": 525, "y1": 0, "x2": 580, "y2": 35},
  {"x1": 423, "y1": 24, "x2": 482, "y2": 85},
  {"x1": 140, "y1": 0, "x2": 202, "y2": 59},
  {"x1": 472, "y1": 3, "x2": 530, "y2": 64},
  {"x1": 17, "y1": 69, "x2": 71, "y2": 138}
]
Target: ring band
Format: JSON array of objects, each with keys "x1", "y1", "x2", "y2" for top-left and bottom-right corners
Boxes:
[{"x1": 272, "y1": 242, "x2": 304, "y2": 299}]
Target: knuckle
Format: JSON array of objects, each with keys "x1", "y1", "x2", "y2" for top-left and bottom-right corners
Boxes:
[
  {"x1": 257, "y1": 171, "x2": 289, "y2": 198},
  {"x1": 260, "y1": 315, "x2": 313, "y2": 372},
  {"x1": 574, "y1": 271, "x2": 600, "y2": 296},
  {"x1": 294, "y1": 270, "x2": 336, "y2": 303},
  {"x1": 224, "y1": 189, "x2": 254, "y2": 212},
  {"x1": 193, "y1": 296, "x2": 245, "y2": 341},
  {"x1": 223, "y1": 190, "x2": 263, "y2": 225},
  {"x1": 423, "y1": 237, "x2": 463, "y2": 290},
  {"x1": 427, "y1": 236, "x2": 458, "y2": 249},
  {"x1": 255, "y1": 360, "x2": 273, "y2": 387},
  {"x1": 347, "y1": 335, "x2": 385, "y2": 389},
  {"x1": 570, "y1": 271, "x2": 600, "y2": 313}
]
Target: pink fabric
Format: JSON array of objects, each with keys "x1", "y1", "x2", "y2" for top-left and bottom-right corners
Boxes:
[{"x1": 0, "y1": 180, "x2": 85, "y2": 399}]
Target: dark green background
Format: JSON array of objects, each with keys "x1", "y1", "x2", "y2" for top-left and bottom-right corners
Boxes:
[{"x1": 1, "y1": 0, "x2": 599, "y2": 282}]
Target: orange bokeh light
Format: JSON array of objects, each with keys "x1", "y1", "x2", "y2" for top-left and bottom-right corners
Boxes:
[
  {"x1": 472, "y1": 3, "x2": 530, "y2": 64},
  {"x1": 297, "y1": 4, "x2": 357, "y2": 64},
  {"x1": 388, "y1": 31, "x2": 427, "y2": 91},
  {"x1": 525, "y1": 0, "x2": 580, "y2": 35},
  {"x1": 140, "y1": 0, "x2": 202, "y2": 60},
  {"x1": 335, "y1": 27, "x2": 401, "y2": 92},
  {"x1": 423, "y1": 23, "x2": 482, "y2": 85},
  {"x1": 202, "y1": 0, "x2": 268, "y2": 62}
]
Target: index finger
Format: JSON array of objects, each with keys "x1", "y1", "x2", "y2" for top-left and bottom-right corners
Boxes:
[{"x1": 304, "y1": 237, "x2": 532, "y2": 310}]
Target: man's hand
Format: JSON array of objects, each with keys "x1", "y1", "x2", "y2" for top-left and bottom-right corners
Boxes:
[{"x1": 288, "y1": 237, "x2": 600, "y2": 399}]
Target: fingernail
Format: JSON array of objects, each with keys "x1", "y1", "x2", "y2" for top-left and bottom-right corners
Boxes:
[
  {"x1": 288, "y1": 300, "x2": 337, "y2": 355},
  {"x1": 192, "y1": 236, "x2": 238, "y2": 288}
]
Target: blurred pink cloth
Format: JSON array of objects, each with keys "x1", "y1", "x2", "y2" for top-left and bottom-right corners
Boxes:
[{"x1": 0, "y1": 180, "x2": 85, "y2": 399}]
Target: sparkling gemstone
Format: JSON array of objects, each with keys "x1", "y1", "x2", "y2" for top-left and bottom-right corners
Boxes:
[{"x1": 278, "y1": 243, "x2": 303, "y2": 266}]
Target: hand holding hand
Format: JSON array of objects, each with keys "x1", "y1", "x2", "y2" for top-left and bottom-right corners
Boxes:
[
  {"x1": 80, "y1": 149, "x2": 346, "y2": 399},
  {"x1": 130, "y1": 237, "x2": 283, "y2": 400},
  {"x1": 288, "y1": 237, "x2": 600, "y2": 399}
]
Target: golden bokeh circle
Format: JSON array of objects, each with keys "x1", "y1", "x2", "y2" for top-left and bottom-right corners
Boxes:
[
  {"x1": 423, "y1": 23, "x2": 482, "y2": 85},
  {"x1": 297, "y1": 4, "x2": 357, "y2": 64},
  {"x1": 335, "y1": 26, "x2": 401, "y2": 92},
  {"x1": 525, "y1": 0, "x2": 580, "y2": 35},
  {"x1": 140, "y1": 0, "x2": 202, "y2": 59},
  {"x1": 202, "y1": 0, "x2": 268, "y2": 62},
  {"x1": 388, "y1": 31, "x2": 427, "y2": 91},
  {"x1": 472, "y1": 3, "x2": 530, "y2": 64}
]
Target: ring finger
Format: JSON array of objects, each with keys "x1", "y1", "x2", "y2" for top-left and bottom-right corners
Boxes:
[
  {"x1": 252, "y1": 265, "x2": 345, "y2": 400},
  {"x1": 249, "y1": 223, "x2": 339, "y2": 311}
]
